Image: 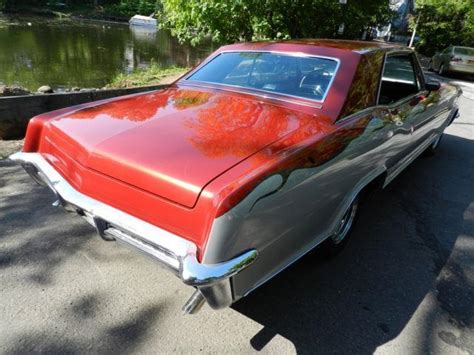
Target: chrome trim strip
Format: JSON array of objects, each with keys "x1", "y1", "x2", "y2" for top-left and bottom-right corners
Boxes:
[
  {"x1": 9, "y1": 152, "x2": 258, "y2": 309},
  {"x1": 181, "y1": 50, "x2": 341, "y2": 105}
]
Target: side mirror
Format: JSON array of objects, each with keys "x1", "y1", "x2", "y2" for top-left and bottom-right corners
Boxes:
[{"x1": 425, "y1": 80, "x2": 441, "y2": 92}]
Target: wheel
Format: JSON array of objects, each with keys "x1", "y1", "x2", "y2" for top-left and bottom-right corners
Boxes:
[
  {"x1": 439, "y1": 64, "x2": 446, "y2": 76},
  {"x1": 321, "y1": 196, "x2": 360, "y2": 257},
  {"x1": 424, "y1": 133, "x2": 443, "y2": 156}
]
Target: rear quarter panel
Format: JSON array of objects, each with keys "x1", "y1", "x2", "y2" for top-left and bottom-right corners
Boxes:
[{"x1": 205, "y1": 108, "x2": 396, "y2": 299}]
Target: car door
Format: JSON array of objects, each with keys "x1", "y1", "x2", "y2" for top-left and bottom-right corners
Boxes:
[
  {"x1": 410, "y1": 54, "x2": 452, "y2": 145},
  {"x1": 377, "y1": 52, "x2": 430, "y2": 173},
  {"x1": 440, "y1": 46, "x2": 453, "y2": 69},
  {"x1": 433, "y1": 47, "x2": 449, "y2": 71}
]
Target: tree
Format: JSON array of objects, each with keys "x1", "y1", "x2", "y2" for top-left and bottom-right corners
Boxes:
[
  {"x1": 0, "y1": 0, "x2": 161, "y2": 15},
  {"x1": 411, "y1": 0, "x2": 474, "y2": 55},
  {"x1": 161, "y1": 0, "x2": 393, "y2": 45}
]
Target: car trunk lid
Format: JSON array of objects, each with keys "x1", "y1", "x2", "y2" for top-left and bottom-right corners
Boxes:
[{"x1": 41, "y1": 87, "x2": 315, "y2": 208}]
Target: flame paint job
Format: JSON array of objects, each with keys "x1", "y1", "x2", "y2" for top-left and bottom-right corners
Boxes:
[{"x1": 21, "y1": 40, "x2": 456, "y2": 259}]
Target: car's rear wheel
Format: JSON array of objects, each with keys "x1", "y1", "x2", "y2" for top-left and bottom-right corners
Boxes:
[{"x1": 321, "y1": 196, "x2": 359, "y2": 257}]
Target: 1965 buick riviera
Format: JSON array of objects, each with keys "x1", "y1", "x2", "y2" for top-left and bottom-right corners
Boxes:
[{"x1": 10, "y1": 40, "x2": 461, "y2": 313}]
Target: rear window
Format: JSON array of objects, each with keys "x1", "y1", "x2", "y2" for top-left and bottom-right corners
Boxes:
[
  {"x1": 454, "y1": 47, "x2": 474, "y2": 56},
  {"x1": 185, "y1": 52, "x2": 339, "y2": 102}
]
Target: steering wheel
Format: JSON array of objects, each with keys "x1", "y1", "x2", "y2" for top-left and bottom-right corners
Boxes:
[{"x1": 299, "y1": 69, "x2": 330, "y2": 98}]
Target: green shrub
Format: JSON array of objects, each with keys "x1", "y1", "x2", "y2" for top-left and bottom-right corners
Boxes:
[
  {"x1": 105, "y1": 0, "x2": 161, "y2": 17},
  {"x1": 412, "y1": 0, "x2": 474, "y2": 55}
]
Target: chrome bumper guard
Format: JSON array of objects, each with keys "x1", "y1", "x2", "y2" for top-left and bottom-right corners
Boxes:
[
  {"x1": 9, "y1": 152, "x2": 258, "y2": 313},
  {"x1": 448, "y1": 106, "x2": 460, "y2": 126}
]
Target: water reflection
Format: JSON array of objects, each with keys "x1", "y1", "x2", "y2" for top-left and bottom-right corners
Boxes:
[
  {"x1": 69, "y1": 91, "x2": 169, "y2": 121},
  {"x1": 0, "y1": 14, "x2": 214, "y2": 90},
  {"x1": 130, "y1": 26, "x2": 157, "y2": 43}
]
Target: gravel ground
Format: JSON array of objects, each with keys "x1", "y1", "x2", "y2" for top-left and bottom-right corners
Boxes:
[{"x1": 0, "y1": 73, "x2": 473, "y2": 354}]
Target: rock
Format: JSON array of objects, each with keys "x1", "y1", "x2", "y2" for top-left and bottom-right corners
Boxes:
[
  {"x1": 72, "y1": 87, "x2": 81, "y2": 92},
  {"x1": 0, "y1": 85, "x2": 31, "y2": 97},
  {"x1": 37, "y1": 85, "x2": 54, "y2": 94}
]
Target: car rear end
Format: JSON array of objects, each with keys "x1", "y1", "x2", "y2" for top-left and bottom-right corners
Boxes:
[
  {"x1": 8, "y1": 91, "x2": 264, "y2": 314},
  {"x1": 448, "y1": 47, "x2": 474, "y2": 74}
]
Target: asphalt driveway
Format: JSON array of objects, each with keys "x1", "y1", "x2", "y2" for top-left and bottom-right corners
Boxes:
[{"x1": 0, "y1": 74, "x2": 473, "y2": 354}]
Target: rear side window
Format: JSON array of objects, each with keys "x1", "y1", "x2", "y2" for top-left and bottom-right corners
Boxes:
[
  {"x1": 378, "y1": 54, "x2": 419, "y2": 105},
  {"x1": 454, "y1": 47, "x2": 474, "y2": 56}
]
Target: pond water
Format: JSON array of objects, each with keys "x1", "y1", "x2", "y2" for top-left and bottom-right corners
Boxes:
[{"x1": 0, "y1": 14, "x2": 215, "y2": 91}]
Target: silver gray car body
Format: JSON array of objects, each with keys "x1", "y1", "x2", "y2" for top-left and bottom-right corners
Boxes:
[
  {"x1": 431, "y1": 46, "x2": 474, "y2": 75},
  {"x1": 204, "y1": 49, "x2": 461, "y2": 302}
]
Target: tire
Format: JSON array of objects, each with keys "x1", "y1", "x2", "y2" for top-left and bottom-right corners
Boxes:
[
  {"x1": 424, "y1": 133, "x2": 443, "y2": 156},
  {"x1": 321, "y1": 196, "x2": 360, "y2": 258}
]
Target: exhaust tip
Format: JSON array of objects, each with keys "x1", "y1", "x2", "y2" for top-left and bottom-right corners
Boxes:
[
  {"x1": 182, "y1": 289, "x2": 205, "y2": 315},
  {"x1": 22, "y1": 163, "x2": 47, "y2": 186}
]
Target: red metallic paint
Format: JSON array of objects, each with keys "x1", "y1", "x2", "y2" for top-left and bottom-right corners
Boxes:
[{"x1": 22, "y1": 41, "x2": 387, "y2": 257}]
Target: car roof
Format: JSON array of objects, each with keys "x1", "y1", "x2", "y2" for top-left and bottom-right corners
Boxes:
[{"x1": 220, "y1": 39, "x2": 405, "y2": 54}]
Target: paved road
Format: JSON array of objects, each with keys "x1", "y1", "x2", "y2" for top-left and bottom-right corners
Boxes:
[{"x1": 1, "y1": 74, "x2": 473, "y2": 354}]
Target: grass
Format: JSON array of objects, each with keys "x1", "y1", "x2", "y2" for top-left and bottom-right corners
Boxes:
[{"x1": 106, "y1": 64, "x2": 188, "y2": 88}]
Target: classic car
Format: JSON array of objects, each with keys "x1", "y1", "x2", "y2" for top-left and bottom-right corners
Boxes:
[
  {"x1": 10, "y1": 40, "x2": 461, "y2": 314},
  {"x1": 429, "y1": 46, "x2": 474, "y2": 75}
]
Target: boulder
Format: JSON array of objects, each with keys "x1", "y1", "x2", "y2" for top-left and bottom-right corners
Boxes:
[
  {"x1": 0, "y1": 85, "x2": 31, "y2": 97},
  {"x1": 37, "y1": 85, "x2": 54, "y2": 94}
]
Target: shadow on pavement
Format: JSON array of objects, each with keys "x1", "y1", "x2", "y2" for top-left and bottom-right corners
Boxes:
[
  {"x1": 7, "y1": 300, "x2": 163, "y2": 353},
  {"x1": 233, "y1": 132, "x2": 473, "y2": 354},
  {"x1": 1, "y1": 160, "x2": 164, "y2": 353},
  {"x1": 0, "y1": 124, "x2": 472, "y2": 352}
]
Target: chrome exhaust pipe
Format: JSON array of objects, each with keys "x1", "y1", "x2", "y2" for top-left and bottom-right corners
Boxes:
[
  {"x1": 182, "y1": 289, "x2": 205, "y2": 315},
  {"x1": 22, "y1": 163, "x2": 47, "y2": 186}
]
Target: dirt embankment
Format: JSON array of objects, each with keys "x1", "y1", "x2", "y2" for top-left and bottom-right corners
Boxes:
[{"x1": 0, "y1": 140, "x2": 23, "y2": 159}]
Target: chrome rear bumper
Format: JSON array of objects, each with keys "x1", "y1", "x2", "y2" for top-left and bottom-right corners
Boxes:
[{"x1": 9, "y1": 152, "x2": 258, "y2": 312}]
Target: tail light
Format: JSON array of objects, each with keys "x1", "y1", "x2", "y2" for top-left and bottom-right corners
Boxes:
[{"x1": 450, "y1": 56, "x2": 462, "y2": 63}]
